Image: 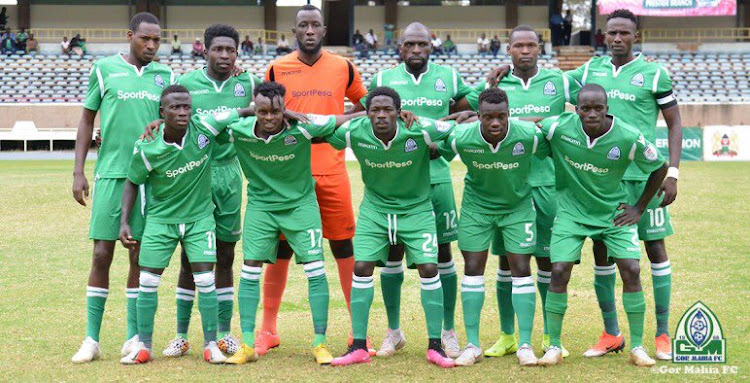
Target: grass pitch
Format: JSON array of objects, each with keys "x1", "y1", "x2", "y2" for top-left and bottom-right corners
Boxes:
[{"x1": 0, "y1": 160, "x2": 748, "y2": 382}]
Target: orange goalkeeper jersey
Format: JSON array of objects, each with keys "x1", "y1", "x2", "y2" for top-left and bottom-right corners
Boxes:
[{"x1": 266, "y1": 50, "x2": 367, "y2": 175}]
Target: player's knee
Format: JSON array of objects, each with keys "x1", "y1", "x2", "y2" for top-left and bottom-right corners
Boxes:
[
  {"x1": 91, "y1": 248, "x2": 114, "y2": 272},
  {"x1": 354, "y1": 261, "x2": 375, "y2": 277},
  {"x1": 618, "y1": 261, "x2": 642, "y2": 288},
  {"x1": 139, "y1": 271, "x2": 161, "y2": 289},
  {"x1": 645, "y1": 240, "x2": 668, "y2": 263},
  {"x1": 417, "y1": 263, "x2": 438, "y2": 279},
  {"x1": 463, "y1": 256, "x2": 484, "y2": 276},
  {"x1": 551, "y1": 263, "x2": 572, "y2": 285},
  {"x1": 329, "y1": 239, "x2": 353, "y2": 259},
  {"x1": 437, "y1": 243, "x2": 452, "y2": 263}
]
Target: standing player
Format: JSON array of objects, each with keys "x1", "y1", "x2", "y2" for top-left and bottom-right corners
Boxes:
[
  {"x1": 438, "y1": 88, "x2": 550, "y2": 366},
  {"x1": 257, "y1": 4, "x2": 368, "y2": 355},
  {"x1": 118, "y1": 86, "x2": 255, "y2": 364},
  {"x1": 458, "y1": 24, "x2": 579, "y2": 358},
  {"x1": 536, "y1": 84, "x2": 667, "y2": 367},
  {"x1": 161, "y1": 24, "x2": 262, "y2": 358},
  {"x1": 567, "y1": 9, "x2": 682, "y2": 360},
  {"x1": 328, "y1": 87, "x2": 456, "y2": 368},
  {"x1": 215, "y1": 82, "x2": 363, "y2": 365},
  {"x1": 71, "y1": 12, "x2": 173, "y2": 363},
  {"x1": 362, "y1": 22, "x2": 473, "y2": 358}
]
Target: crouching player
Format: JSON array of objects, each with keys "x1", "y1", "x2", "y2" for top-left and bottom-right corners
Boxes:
[
  {"x1": 328, "y1": 87, "x2": 457, "y2": 368},
  {"x1": 118, "y1": 85, "x2": 256, "y2": 364},
  {"x1": 217, "y1": 82, "x2": 363, "y2": 365},
  {"x1": 438, "y1": 88, "x2": 549, "y2": 366},
  {"x1": 537, "y1": 84, "x2": 667, "y2": 367}
]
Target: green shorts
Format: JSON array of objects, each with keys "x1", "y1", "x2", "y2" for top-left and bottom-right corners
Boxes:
[
  {"x1": 139, "y1": 215, "x2": 217, "y2": 269},
  {"x1": 89, "y1": 177, "x2": 146, "y2": 241},
  {"x1": 531, "y1": 186, "x2": 557, "y2": 258},
  {"x1": 623, "y1": 180, "x2": 674, "y2": 241},
  {"x1": 242, "y1": 201, "x2": 324, "y2": 264},
  {"x1": 431, "y1": 182, "x2": 458, "y2": 244},
  {"x1": 550, "y1": 216, "x2": 641, "y2": 264},
  {"x1": 212, "y1": 160, "x2": 243, "y2": 243},
  {"x1": 462, "y1": 207, "x2": 536, "y2": 255},
  {"x1": 354, "y1": 205, "x2": 438, "y2": 268}
]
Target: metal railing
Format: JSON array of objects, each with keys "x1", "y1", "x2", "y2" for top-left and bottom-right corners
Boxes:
[
  {"x1": 395, "y1": 28, "x2": 552, "y2": 44},
  {"x1": 29, "y1": 28, "x2": 284, "y2": 44},
  {"x1": 641, "y1": 28, "x2": 750, "y2": 43}
]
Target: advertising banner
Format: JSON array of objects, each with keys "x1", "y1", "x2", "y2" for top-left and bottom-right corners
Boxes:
[
  {"x1": 598, "y1": 0, "x2": 737, "y2": 17},
  {"x1": 655, "y1": 126, "x2": 702, "y2": 161}
]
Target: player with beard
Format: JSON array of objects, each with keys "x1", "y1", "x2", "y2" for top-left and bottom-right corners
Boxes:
[{"x1": 258, "y1": 4, "x2": 370, "y2": 355}]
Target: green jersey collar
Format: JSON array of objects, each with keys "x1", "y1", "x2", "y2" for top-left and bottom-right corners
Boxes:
[
  {"x1": 369, "y1": 120, "x2": 402, "y2": 150},
  {"x1": 477, "y1": 120, "x2": 510, "y2": 153},
  {"x1": 509, "y1": 65, "x2": 541, "y2": 91},
  {"x1": 201, "y1": 68, "x2": 231, "y2": 93},
  {"x1": 400, "y1": 62, "x2": 431, "y2": 85},
  {"x1": 251, "y1": 119, "x2": 290, "y2": 144},
  {"x1": 579, "y1": 114, "x2": 616, "y2": 149},
  {"x1": 608, "y1": 53, "x2": 642, "y2": 78},
  {"x1": 117, "y1": 53, "x2": 152, "y2": 77},
  {"x1": 162, "y1": 125, "x2": 188, "y2": 150}
]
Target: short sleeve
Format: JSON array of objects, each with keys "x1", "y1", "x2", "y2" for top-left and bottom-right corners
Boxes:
[
  {"x1": 216, "y1": 128, "x2": 232, "y2": 145},
  {"x1": 466, "y1": 81, "x2": 488, "y2": 112},
  {"x1": 566, "y1": 62, "x2": 587, "y2": 84},
  {"x1": 127, "y1": 143, "x2": 150, "y2": 185},
  {"x1": 325, "y1": 120, "x2": 351, "y2": 150},
  {"x1": 631, "y1": 134, "x2": 666, "y2": 174},
  {"x1": 264, "y1": 65, "x2": 273, "y2": 82},
  {"x1": 360, "y1": 73, "x2": 378, "y2": 108},
  {"x1": 653, "y1": 66, "x2": 677, "y2": 109},
  {"x1": 196, "y1": 109, "x2": 239, "y2": 136},
  {"x1": 345, "y1": 60, "x2": 368, "y2": 104},
  {"x1": 564, "y1": 73, "x2": 581, "y2": 106},
  {"x1": 453, "y1": 69, "x2": 472, "y2": 100},
  {"x1": 421, "y1": 118, "x2": 455, "y2": 143},
  {"x1": 298, "y1": 114, "x2": 337, "y2": 138},
  {"x1": 533, "y1": 128, "x2": 551, "y2": 158},
  {"x1": 538, "y1": 116, "x2": 560, "y2": 141},
  {"x1": 437, "y1": 133, "x2": 457, "y2": 161},
  {"x1": 83, "y1": 62, "x2": 103, "y2": 111}
]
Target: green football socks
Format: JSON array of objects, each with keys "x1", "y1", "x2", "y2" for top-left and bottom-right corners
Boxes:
[
  {"x1": 536, "y1": 270, "x2": 551, "y2": 334},
  {"x1": 512, "y1": 276, "x2": 536, "y2": 346},
  {"x1": 238, "y1": 265, "x2": 261, "y2": 346},
  {"x1": 216, "y1": 287, "x2": 234, "y2": 339},
  {"x1": 438, "y1": 260, "x2": 458, "y2": 331},
  {"x1": 545, "y1": 291, "x2": 568, "y2": 348},
  {"x1": 303, "y1": 261, "x2": 329, "y2": 347},
  {"x1": 594, "y1": 264, "x2": 620, "y2": 336},
  {"x1": 351, "y1": 274, "x2": 375, "y2": 340},
  {"x1": 137, "y1": 271, "x2": 161, "y2": 349},
  {"x1": 193, "y1": 271, "x2": 219, "y2": 344},
  {"x1": 85, "y1": 286, "x2": 108, "y2": 342},
  {"x1": 651, "y1": 260, "x2": 672, "y2": 337},
  {"x1": 496, "y1": 268, "x2": 515, "y2": 335},
  {"x1": 125, "y1": 288, "x2": 138, "y2": 340},
  {"x1": 623, "y1": 290, "x2": 646, "y2": 348},
  {"x1": 420, "y1": 275, "x2": 444, "y2": 339},
  {"x1": 380, "y1": 261, "x2": 404, "y2": 330},
  {"x1": 175, "y1": 288, "x2": 195, "y2": 339},
  {"x1": 461, "y1": 275, "x2": 485, "y2": 346}
]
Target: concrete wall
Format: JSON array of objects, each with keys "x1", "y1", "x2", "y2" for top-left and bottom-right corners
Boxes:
[
  {"x1": 518, "y1": 6, "x2": 548, "y2": 28},
  {"x1": 165, "y1": 6, "x2": 264, "y2": 29},
  {"x1": 354, "y1": 6, "x2": 385, "y2": 38},
  {"x1": 2, "y1": 5, "x2": 17, "y2": 29},
  {"x1": 639, "y1": 15, "x2": 737, "y2": 29},
  {"x1": 398, "y1": 6, "x2": 506, "y2": 30},
  {"x1": 31, "y1": 5, "x2": 130, "y2": 29},
  {"x1": 276, "y1": 6, "x2": 299, "y2": 33}
]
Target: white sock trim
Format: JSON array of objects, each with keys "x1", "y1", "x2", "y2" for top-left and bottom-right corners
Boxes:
[
  {"x1": 352, "y1": 274, "x2": 374, "y2": 289},
  {"x1": 497, "y1": 269, "x2": 512, "y2": 282},
  {"x1": 420, "y1": 275, "x2": 442, "y2": 290},
  {"x1": 139, "y1": 272, "x2": 161, "y2": 293},
  {"x1": 594, "y1": 265, "x2": 617, "y2": 275},
  {"x1": 461, "y1": 275, "x2": 485, "y2": 292},
  {"x1": 512, "y1": 276, "x2": 534, "y2": 286},
  {"x1": 438, "y1": 260, "x2": 457, "y2": 275},
  {"x1": 241, "y1": 265, "x2": 262, "y2": 280},
  {"x1": 216, "y1": 287, "x2": 234, "y2": 301},
  {"x1": 193, "y1": 272, "x2": 216, "y2": 293},
  {"x1": 537, "y1": 270, "x2": 551, "y2": 277},
  {"x1": 512, "y1": 286, "x2": 536, "y2": 294},
  {"x1": 381, "y1": 263, "x2": 404, "y2": 274}
]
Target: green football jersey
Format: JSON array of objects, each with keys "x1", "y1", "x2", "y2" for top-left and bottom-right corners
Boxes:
[
  {"x1": 365, "y1": 62, "x2": 472, "y2": 184},
  {"x1": 327, "y1": 117, "x2": 455, "y2": 214},
  {"x1": 127, "y1": 110, "x2": 237, "y2": 224},
  {"x1": 467, "y1": 67, "x2": 580, "y2": 187},
  {"x1": 176, "y1": 69, "x2": 262, "y2": 163},
  {"x1": 438, "y1": 119, "x2": 550, "y2": 214},
  {"x1": 219, "y1": 114, "x2": 337, "y2": 211},
  {"x1": 567, "y1": 54, "x2": 676, "y2": 181},
  {"x1": 84, "y1": 54, "x2": 174, "y2": 179},
  {"x1": 540, "y1": 112, "x2": 665, "y2": 227}
]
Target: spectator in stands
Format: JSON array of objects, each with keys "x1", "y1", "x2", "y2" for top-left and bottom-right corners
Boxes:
[
  {"x1": 61, "y1": 36, "x2": 70, "y2": 55},
  {"x1": 431, "y1": 33, "x2": 444, "y2": 55},
  {"x1": 563, "y1": 10, "x2": 573, "y2": 45},
  {"x1": 538, "y1": 33, "x2": 547, "y2": 55},
  {"x1": 191, "y1": 37, "x2": 204, "y2": 58},
  {"x1": 276, "y1": 34, "x2": 293, "y2": 55},
  {"x1": 365, "y1": 29, "x2": 378, "y2": 52},
  {"x1": 26, "y1": 33, "x2": 38, "y2": 55},
  {"x1": 16, "y1": 28, "x2": 28, "y2": 52},
  {"x1": 353, "y1": 29, "x2": 367, "y2": 58},
  {"x1": 0, "y1": 7, "x2": 7, "y2": 31},
  {"x1": 595, "y1": 28, "x2": 606, "y2": 54},
  {"x1": 477, "y1": 33, "x2": 490, "y2": 55},
  {"x1": 443, "y1": 34, "x2": 457, "y2": 56},
  {"x1": 550, "y1": 10, "x2": 564, "y2": 46},
  {"x1": 1, "y1": 31, "x2": 14, "y2": 55},
  {"x1": 171, "y1": 34, "x2": 182, "y2": 55},
  {"x1": 256, "y1": 36, "x2": 265, "y2": 55},
  {"x1": 490, "y1": 34, "x2": 501, "y2": 57},
  {"x1": 384, "y1": 23, "x2": 395, "y2": 54},
  {"x1": 241, "y1": 35, "x2": 254, "y2": 56},
  {"x1": 70, "y1": 33, "x2": 86, "y2": 57}
]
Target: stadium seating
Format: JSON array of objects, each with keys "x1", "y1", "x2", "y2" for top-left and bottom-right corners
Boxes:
[{"x1": 0, "y1": 51, "x2": 747, "y2": 104}]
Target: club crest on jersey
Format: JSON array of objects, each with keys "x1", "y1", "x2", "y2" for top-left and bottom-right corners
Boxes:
[
  {"x1": 644, "y1": 144, "x2": 658, "y2": 161},
  {"x1": 543, "y1": 81, "x2": 557, "y2": 96},
  {"x1": 198, "y1": 134, "x2": 210, "y2": 149},
  {"x1": 607, "y1": 146, "x2": 621, "y2": 160},
  {"x1": 154, "y1": 74, "x2": 165, "y2": 89},
  {"x1": 512, "y1": 142, "x2": 525, "y2": 156},
  {"x1": 405, "y1": 138, "x2": 418, "y2": 153},
  {"x1": 435, "y1": 78, "x2": 447, "y2": 92},
  {"x1": 284, "y1": 135, "x2": 298, "y2": 146},
  {"x1": 631, "y1": 73, "x2": 644, "y2": 87},
  {"x1": 234, "y1": 83, "x2": 246, "y2": 97}
]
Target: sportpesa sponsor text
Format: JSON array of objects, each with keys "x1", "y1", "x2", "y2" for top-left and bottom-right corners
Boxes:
[
  {"x1": 117, "y1": 90, "x2": 160, "y2": 102},
  {"x1": 166, "y1": 154, "x2": 209, "y2": 178}
]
